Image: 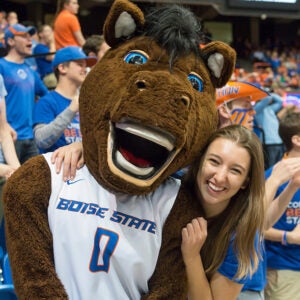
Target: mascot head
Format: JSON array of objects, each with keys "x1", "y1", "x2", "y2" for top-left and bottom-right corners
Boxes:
[{"x1": 80, "y1": 0, "x2": 236, "y2": 194}]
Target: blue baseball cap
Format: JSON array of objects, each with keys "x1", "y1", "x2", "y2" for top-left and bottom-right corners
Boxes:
[
  {"x1": 4, "y1": 24, "x2": 36, "y2": 44},
  {"x1": 52, "y1": 46, "x2": 97, "y2": 69}
]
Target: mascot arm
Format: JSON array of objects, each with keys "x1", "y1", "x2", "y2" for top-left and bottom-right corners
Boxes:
[
  {"x1": 3, "y1": 155, "x2": 68, "y2": 299},
  {"x1": 142, "y1": 187, "x2": 200, "y2": 299}
]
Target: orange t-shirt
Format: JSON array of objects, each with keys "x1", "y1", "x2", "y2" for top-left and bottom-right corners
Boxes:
[{"x1": 54, "y1": 9, "x2": 81, "y2": 50}]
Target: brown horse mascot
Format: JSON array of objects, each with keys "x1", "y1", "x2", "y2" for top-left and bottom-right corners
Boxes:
[{"x1": 3, "y1": 0, "x2": 236, "y2": 299}]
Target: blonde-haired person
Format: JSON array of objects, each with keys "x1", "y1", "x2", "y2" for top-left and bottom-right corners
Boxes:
[{"x1": 54, "y1": 0, "x2": 85, "y2": 50}]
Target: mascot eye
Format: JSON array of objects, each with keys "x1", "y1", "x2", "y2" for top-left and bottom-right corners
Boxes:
[
  {"x1": 124, "y1": 51, "x2": 148, "y2": 65},
  {"x1": 188, "y1": 73, "x2": 203, "y2": 92}
]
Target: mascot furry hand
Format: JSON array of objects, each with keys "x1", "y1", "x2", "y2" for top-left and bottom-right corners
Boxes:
[{"x1": 3, "y1": 0, "x2": 235, "y2": 299}]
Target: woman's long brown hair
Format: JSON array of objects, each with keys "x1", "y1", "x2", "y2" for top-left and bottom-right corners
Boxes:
[{"x1": 184, "y1": 124, "x2": 265, "y2": 279}]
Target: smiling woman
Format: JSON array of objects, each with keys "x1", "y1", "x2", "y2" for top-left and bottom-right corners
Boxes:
[
  {"x1": 182, "y1": 124, "x2": 265, "y2": 300},
  {"x1": 197, "y1": 137, "x2": 251, "y2": 217}
]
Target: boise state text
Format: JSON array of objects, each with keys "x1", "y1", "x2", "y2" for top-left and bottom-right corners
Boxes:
[{"x1": 57, "y1": 198, "x2": 157, "y2": 234}]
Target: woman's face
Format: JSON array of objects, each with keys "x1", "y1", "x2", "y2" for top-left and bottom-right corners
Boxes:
[{"x1": 196, "y1": 137, "x2": 250, "y2": 217}]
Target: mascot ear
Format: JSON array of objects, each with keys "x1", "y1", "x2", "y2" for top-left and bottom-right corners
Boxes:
[
  {"x1": 103, "y1": 0, "x2": 145, "y2": 47},
  {"x1": 201, "y1": 41, "x2": 236, "y2": 88}
]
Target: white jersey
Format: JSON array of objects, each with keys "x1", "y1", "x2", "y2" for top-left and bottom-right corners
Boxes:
[{"x1": 44, "y1": 153, "x2": 180, "y2": 300}]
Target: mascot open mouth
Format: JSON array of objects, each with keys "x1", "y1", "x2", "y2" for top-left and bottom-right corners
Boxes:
[{"x1": 109, "y1": 121, "x2": 176, "y2": 179}]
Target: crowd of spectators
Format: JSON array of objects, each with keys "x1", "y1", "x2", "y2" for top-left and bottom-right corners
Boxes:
[
  {"x1": 234, "y1": 62, "x2": 300, "y2": 93},
  {"x1": 0, "y1": 5, "x2": 109, "y2": 219},
  {"x1": 233, "y1": 42, "x2": 300, "y2": 93}
]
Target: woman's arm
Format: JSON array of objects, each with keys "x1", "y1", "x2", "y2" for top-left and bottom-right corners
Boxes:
[
  {"x1": 181, "y1": 218, "x2": 243, "y2": 300},
  {"x1": 182, "y1": 218, "x2": 211, "y2": 300},
  {"x1": 210, "y1": 272, "x2": 243, "y2": 300}
]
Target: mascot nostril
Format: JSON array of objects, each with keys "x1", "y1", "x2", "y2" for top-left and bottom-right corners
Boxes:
[
  {"x1": 3, "y1": 0, "x2": 236, "y2": 299},
  {"x1": 135, "y1": 80, "x2": 146, "y2": 90},
  {"x1": 180, "y1": 95, "x2": 190, "y2": 108}
]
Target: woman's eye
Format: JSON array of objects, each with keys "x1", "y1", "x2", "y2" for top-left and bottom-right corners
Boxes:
[
  {"x1": 209, "y1": 158, "x2": 219, "y2": 165},
  {"x1": 231, "y1": 168, "x2": 242, "y2": 175},
  {"x1": 188, "y1": 73, "x2": 203, "y2": 92},
  {"x1": 124, "y1": 51, "x2": 148, "y2": 65}
]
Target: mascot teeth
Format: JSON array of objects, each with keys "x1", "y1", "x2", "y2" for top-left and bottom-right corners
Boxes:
[
  {"x1": 115, "y1": 122, "x2": 175, "y2": 151},
  {"x1": 116, "y1": 151, "x2": 154, "y2": 176}
]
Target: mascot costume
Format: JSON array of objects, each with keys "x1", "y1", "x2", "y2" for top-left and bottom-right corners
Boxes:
[{"x1": 3, "y1": 0, "x2": 236, "y2": 299}]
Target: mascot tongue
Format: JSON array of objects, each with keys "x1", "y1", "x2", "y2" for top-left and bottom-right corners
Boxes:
[{"x1": 119, "y1": 147, "x2": 151, "y2": 168}]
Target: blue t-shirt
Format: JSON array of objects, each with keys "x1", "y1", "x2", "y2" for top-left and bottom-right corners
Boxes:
[
  {"x1": 265, "y1": 166, "x2": 300, "y2": 271},
  {"x1": 0, "y1": 58, "x2": 48, "y2": 140},
  {"x1": 33, "y1": 91, "x2": 82, "y2": 153},
  {"x1": 218, "y1": 234, "x2": 265, "y2": 292},
  {"x1": 33, "y1": 43, "x2": 53, "y2": 79}
]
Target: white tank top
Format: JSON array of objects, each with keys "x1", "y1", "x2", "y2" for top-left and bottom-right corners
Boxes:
[{"x1": 44, "y1": 153, "x2": 180, "y2": 300}]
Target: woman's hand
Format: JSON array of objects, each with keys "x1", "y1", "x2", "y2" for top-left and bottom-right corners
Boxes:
[
  {"x1": 51, "y1": 142, "x2": 84, "y2": 181},
  {"x1": 181, "y1": 217, "x2": 207, "y2": 265}
]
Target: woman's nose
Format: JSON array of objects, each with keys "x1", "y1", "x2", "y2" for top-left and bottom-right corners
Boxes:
[{"x1": 213, "y1": 167, "x2": 227, "y2": 182}]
